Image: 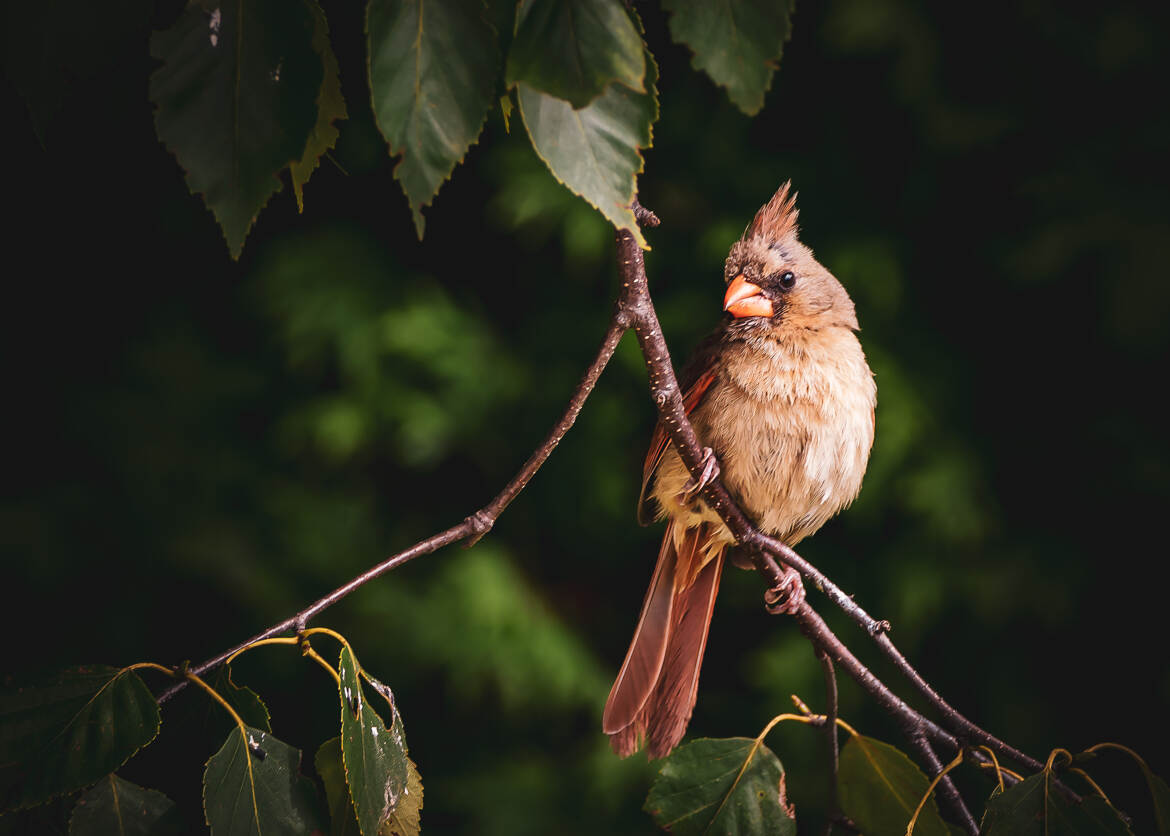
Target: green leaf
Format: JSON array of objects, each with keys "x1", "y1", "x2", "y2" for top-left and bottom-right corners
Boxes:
[
  {"x1": 644, "y1": 737, "x2": 796, "y2": 835},
  {"x1": 982, "y1": 772, "x2": 1134, "y2": 834},
  {"x1": 380, "y1": 758, "x2": 422, "y2": 836},
  {"x1": 0, "y1": 665, "x2": 160, "y2": 811},
  {"x1": 663, "y1": 0, "x2": 794, "y2": 116},
  {"x1": 837, "y1": 734, "x2": 949, "y2": 836},
  {"x1": 315, "y1": 737, "x2": 361, "y2": 836},
  {"x1": 358, "y1": 672, "x2": 423, "y2": 836},
  {"x1": 291, "y1": 0, "x2": 348, "y2": 213},
  {"x1": 338, "y1": 646, "x2": 411, "y2": 836},
  {"x1": 210, "y1": 667, "x2": 271, "y2": 733},
  {"x1": 203, "y1": 725, "x2": 322, "y2": 836},
  {"x1": 517, "y1": 50, "x2": 657, "y2": 249},
  {"x1": 150, "y1": 0, "x2": 324, "y2": 258},
  {"x1": 367, "y1": 0, "x2": 498, "y2": 238},
  {"x1": 69, "y1": 774, "x2": 178, "y2": 836},
  {"x1": 506, "y1": 0, "x2": 644, "y2": 108},
  {"x1": 1143, "y1": 768, "x2": 1170, "y2": 835}
]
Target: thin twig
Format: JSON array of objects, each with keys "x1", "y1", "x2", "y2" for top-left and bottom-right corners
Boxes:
[
  {"x1": 158, "y1": 314, "x2": 630, "y2": 704},
  {"x1": 815, "y1": 648, "x2": 841, "y2": 836}
]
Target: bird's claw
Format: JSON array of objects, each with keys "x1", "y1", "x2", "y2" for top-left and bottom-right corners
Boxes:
[
  {"x1": 679, "y1": 447, "x2": 720, "y2": 504},
  {"x1": 764, "y1": 568, "x2": 806, "y2": 615}
]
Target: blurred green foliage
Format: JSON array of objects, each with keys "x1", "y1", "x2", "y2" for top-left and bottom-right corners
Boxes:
[{"x1": 3, "y1": 0, "x2": 1168, "y2": 833}]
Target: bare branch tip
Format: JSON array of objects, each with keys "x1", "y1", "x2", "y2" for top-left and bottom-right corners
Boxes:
[{"x1": 631, "y1": 199, "x2": 661, "y2": 227}]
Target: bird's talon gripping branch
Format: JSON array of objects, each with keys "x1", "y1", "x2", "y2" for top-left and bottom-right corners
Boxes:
[
  {"x1": 765, "y1": 568, "x2": 807, "y2": 615},
  {"x1": 678, "y1": 447, "x2": 720, "y2": 504}
]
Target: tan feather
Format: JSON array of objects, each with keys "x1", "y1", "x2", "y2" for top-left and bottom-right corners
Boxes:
[{"x1": 746, "y1": 180, "x2": 799, "y2": 242}]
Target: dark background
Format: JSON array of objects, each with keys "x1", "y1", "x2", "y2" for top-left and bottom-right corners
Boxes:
[{"x1": 3, "y1": 0, "x2": 1168, "y2": 832}]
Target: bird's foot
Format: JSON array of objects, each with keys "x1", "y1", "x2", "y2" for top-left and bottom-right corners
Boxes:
[
  {"x1": 678, "y1": 447, "x2": 720, "y2": 504},
  {"x1": 764, "y1": 568, "x2": 806, "y2": 615}
]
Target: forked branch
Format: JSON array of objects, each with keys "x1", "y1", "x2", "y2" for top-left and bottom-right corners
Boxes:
[{"x1": 157, "y1": 199, "x2": 1052, "y2": 835}]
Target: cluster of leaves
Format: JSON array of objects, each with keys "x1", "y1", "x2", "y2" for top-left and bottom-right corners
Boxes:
[
  {"x1": 1, "y1": 636, "x2": 421, "y2": 835},
  {"x1": 148, "y1": 0, "x2": 795, "y2": 257},
  {"x1": 641, "y1": 714, "x2": 1170, "y2": 835}
]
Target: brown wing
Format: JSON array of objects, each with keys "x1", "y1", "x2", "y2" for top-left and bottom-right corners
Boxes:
[{"x1": 636, "y1": 358, "x2": 720, "y2": 525}]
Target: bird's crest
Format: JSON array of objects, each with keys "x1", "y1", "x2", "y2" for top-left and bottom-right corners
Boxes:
[{"x1": 745, "y1": 180, "x2": 799, "y2": 242}]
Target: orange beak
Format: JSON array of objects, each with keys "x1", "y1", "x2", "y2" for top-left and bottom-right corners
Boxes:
[{"x1": 723, "y1": 274, "x2": 774, "y2": 318}]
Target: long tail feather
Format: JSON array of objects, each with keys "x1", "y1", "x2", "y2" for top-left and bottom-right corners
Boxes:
[
  {"x1": 604, "y1": 522, "x2": 724, "y2": 758},
  {"x1": 603, "y1": 522, "x2": 677, "y2": 745}
]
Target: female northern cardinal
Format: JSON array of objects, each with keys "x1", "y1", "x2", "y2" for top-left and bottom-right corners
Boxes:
[{"x1": 603, "y1": 183, "x2": 876, "y2": 758}]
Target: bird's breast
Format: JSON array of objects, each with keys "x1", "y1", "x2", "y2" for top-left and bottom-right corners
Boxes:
[{"x1": 653, "y1": 328, "x2": 875, "y2": 546}]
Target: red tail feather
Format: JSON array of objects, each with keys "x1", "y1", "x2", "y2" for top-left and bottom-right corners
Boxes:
[{"x1": 603, "y1": 522, "x2": 724, "y2": 758}]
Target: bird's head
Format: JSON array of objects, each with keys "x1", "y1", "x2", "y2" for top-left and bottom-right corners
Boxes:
[{"x1": 722, "y1": 182, "x2": 858, "y2": 336}]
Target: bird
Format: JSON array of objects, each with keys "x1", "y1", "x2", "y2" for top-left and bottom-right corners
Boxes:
[{"x1": 603, "y1": 182, "x2": 877, "y2": 759}]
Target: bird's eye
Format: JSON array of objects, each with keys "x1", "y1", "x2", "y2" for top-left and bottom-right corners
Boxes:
[{"x1": 779, "y1": 271, "x2": 796, "y2": 290}]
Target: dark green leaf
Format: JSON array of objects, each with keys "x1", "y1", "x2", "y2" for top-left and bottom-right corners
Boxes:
[
  {"x1": 203, "y1": 725, "x2": 322, "y2": 836},
  {"x1": 662, "y1": 0, "x2": 794, "y2": 115},
  {"x1": 982, "y1": 773, "x2": 1134, "y2": 835},
  {"x1": 210, "y1": 667, "x2": 271, "y2": 734},
  {"x1": 517, "y1": 50, "x2": 657, "y2": 249},
  {"x1": 316, "y1": 737, "x2": 361, "y2": 836},
  {"x1": 291, "y1": 0, "x2": 348, "y2": 212},
  {"x1": 338, "y1": 646, "x2": 410, "y2": 836},
  {"x1": 367, "y1": 0, "x2": 498, "y2": 237},
  {"x1": 69, "y1": 774, "x2": 179, "y2": 836},
  {"x1": 150, "y1": 0, "x2": 323, "y2": 258},
  {"x1": 506, "y1": 0, "x2": 644, "y2": 108},
  {"x1": 644, "y1": 737, "x2": 796, "y2": 835},
  {"x1": 0, "y1": 666, "x2": 160, "y2": 811},
  {"x1": 837, "y1": 734, "x2": 949, "y2": 836},
  {"x1": 1144, "y1": 768, "x2": 1170, "y2": 835}
]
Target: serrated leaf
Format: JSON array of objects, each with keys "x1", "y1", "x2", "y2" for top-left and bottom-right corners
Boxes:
[
  {"x1": 150, "y1": 0, "x2": 323, "y2": 258},
  {"x1": 379, "y1": 758, "x2": 422, "y2": 836},
  {"x1": 367, "y1": 0, "x2": 498, "y2": 238},
  {"x1": 837, "y1": 734, "x2": 949, "y2": 836},
  {"x1": 506, "y1": 0, "x2": 644, "y2": 109},
  {"x1": 644, "y1": 737, "x2": 796, "y2": 835},
  {"x1": 360, "y1": 670, "x2": 422, "y2": 835},
  {"x1": 291, "y1": 0, "x2": 348, "y2": 213},
  {"x1": 69, "y1": 773, "x2": 178, "y2": 836},
  {"x1": 663, "y1": 0, "x2": 794, "y2": 116},
  {"x1": 203, "y1": 725, "x2": 321, "y2": 836},
  {"x1": 517, "y1": 50, "x2": 657, "y2": 249},
  {"x1": 338, "y1": 646, "x2": 410, "y2": 836},
  {"x1": 315, "y1": 737, "x2": 361, "y2": 836},
  {"x1": 0, "y1": 665, "x2": 160, "y2": 811},
  {"x1": 982, "y1": 772, "x2": 1134, "y2": 834},
  {"x1": 210, "y1": 667, "x2": 271, "y2": 734}
]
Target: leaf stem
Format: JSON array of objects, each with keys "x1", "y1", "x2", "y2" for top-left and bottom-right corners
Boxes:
[
  {"x1": 225, "y1": 637, "x2": 299, "y2": 666},
  {"x1": 184, "y1": 671, "x2": 247, "y2": 731},
  {"x1": 906, "y1": 751, "x2": 964, "y2": 836}
]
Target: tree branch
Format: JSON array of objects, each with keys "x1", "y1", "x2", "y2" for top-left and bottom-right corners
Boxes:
[
  {"x1": 612, "y1": 202, "x2": 1057, "y2": 831},
  {"x1": 156, "y1": 194, "x2": 1053, "y2": 835}
]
